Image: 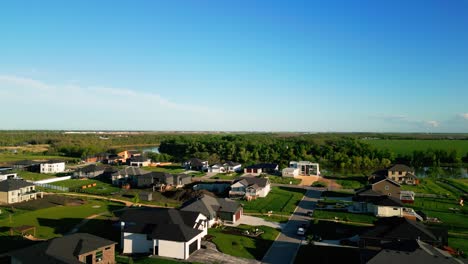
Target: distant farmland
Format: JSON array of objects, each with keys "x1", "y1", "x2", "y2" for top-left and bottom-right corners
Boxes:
[{"x1": 364, "y1": 139, "x2": 468, "y2": 157}]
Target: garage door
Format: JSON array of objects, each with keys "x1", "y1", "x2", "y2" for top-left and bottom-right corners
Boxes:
[{"x1": 188, "y1": 239, "x2": 198, "y2": 255}]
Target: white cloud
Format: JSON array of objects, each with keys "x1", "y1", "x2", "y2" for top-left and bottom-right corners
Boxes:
[
  {"x1": 0, "y1": 75, "x2": 226, "y2": 130},
  {"x1": 426, "y1": 120, "x2": 440, "y2": 127}
]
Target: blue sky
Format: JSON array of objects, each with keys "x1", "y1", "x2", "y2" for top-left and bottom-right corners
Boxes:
[{"x1": 0, "y1": 0, "x2": 467, "y2": 132}]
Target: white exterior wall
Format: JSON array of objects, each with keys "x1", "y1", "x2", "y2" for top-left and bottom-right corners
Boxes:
[
  {"x1": 0, "y1": 173, "x2": 18, "y2": 181},
  {"x1": 258, "y1": 184, "x2": 271, "y2": 197},
  {"x1": 376, "y1": 206, "x2": 403, "y2": 217},
  {"x1": 230, "y1": 165, "x2": 242, "y2": 172},
  {"x1": 6, "y1": 186, "x2": 37, "y2": 204},
  {"x1": 193, "y1": 213, "x2": 208, "y2": 236},
  {"x1": 123, "y1": 233, "x2": 152, "y2": 254},
  {"x1": 209, "y1": 167, "x2": 223, "y2": 173},
  {"x1": 158, "y1": 240, "x2": 186, "y2": 259},
  {"x1": 40, "y1": 162, "x2": 65, "y2": 173},
  {"x1": 282, "y1": 168, "x2": 299, "y2": 177}
]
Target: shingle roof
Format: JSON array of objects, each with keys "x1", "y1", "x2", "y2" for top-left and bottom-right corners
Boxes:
[
  {"x1": 354, "y1": 193, "x2": 403, "y2": 207},
  {"x1": 368, "y1": 240, "x2": 458, "y2": 264},
  {"x1": 76, "y1": 164, "x2": 107, "y2": 174},
  {"x1": 129, "y1": 156, "x2": 149, "y2": 162},
  {"x1": 4, "y1": 233, "x2": 116, "y2": 264},
  {"x1": 120, "y1": 208, "x2": 203, "y2": 242},
  {"x1": 388, "y1": 164, "x2": 413, "y2": 172},
  {"x1": 186, "y1": 158, "x2": 207, "y2": 167},
  {"x1": 372, "y1": 178, "x2": 401, "y2": 187},
  {"x1": 181, "y1": 195, "x2": 241, "y2": 219},
  {"x1": 236, "y1": 177, "x2": 269, "y2": 189},
  {"x1": 362, "y1": 217, "x2": 440, "y2": 243},
  {"x1": 0, "y1": 179, "x2": 34, "y2": 192},
  {"x1": 113, "y1": 167, "x2": 150, "y2": 176}
]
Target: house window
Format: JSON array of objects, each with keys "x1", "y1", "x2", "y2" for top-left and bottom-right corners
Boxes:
[
  {"x1": 95, "y1": 251, "x2": 103, "y2": 262},
  {"x1": 393, "y1": 208, "x2": 398, "y2": 210},
  {"x1": 384, "y1": 185, "x2": 389, "y2": 190},
  {"x1": 399, "y1": 171, "x2": 403, "y2": 175},
  {"x1": 105, "y1": 247, "x2": 111, "y2": 250},
  {"x1": 388, "y1": 193, "x2": 391, "y2": 196}
]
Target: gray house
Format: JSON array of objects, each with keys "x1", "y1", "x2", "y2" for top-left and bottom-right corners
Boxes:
[
  {"x1": 181, "y1": 195, "x2": 243, "y2": 226},
  {"x1": 137, "y1": 172, "x2": 192, "y2": 189},
  {"x1": 73, "y1": 164, "x2": 107, "y2": 178}
]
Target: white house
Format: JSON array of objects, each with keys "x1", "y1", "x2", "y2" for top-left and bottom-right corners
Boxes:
[
  {"x1": 209, "y1": 162, "x2": 242, "y2": 173},
  {"x1": 229, "y1": 177, "x2": 271, "y2": 198},
  {"x1": 181, "y1": 195, "x2": 243, "y2": 227},
  {"x1": 40, "y1": 160, "x2": 66, "y2": 174},
  {"x1": 243, "y1": 163, "x2": 279, "y2": 176},
  {"x1": 0, "y1": 170, "x2": 18, "y2": 181},
  {"x1": 0, "y1": 179, "x2": 42, "y2": 204},
  {"x1": 286, "y1": 161, "x2": 320, "y2": 176},
  {"x1": 120, "y1": 208, "x2": 208, "y2": 260},
  {"x1": 128, "y1": 156, "x2": 151, "y2": 167}
]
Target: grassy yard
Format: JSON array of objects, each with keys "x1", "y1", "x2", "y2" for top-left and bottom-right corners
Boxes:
[
  {"x1": 0, "y1": 153, "x2": 76, "y2": 163},
  {"x1": 16, "y1": 170, "x2": 58, "y2": 181},
  {"x1": 208, "y1": 225, "x2": 280, "y2": 260},
  {"x1": 444, "y1": 178, "x2": 468, "y2": 193},
  {"x1": 242, "y1": 186, "x2": 306, "y2": 215},
  {"x1": 364, "y1": 139, "x2": 468, "y2": 158},
  {"x1": 313, "y1": 210, "x2": 377, "y2": 224},
  {"x1": 401, "y1": 178, "x2": 457, "y2": 197},
  {"x1": 143, "y1": 165, "x2": 186, "y2": 174},
  {"x1": 49, "y1": 178, "x2": 122, "y2": 195},
  {"x1": 448, "y1": 236, "x2": 468, "y2": 258},
  {"x1": 0, "y1": 198, "x2": 125, "y2": 241},
  {"x1": 212, "y1": 173, "x2": 242, "y2": 180},
  {"x1": 323, "y1": 175, "x2": 367, "y2": 189},
  {"x1": 266, "y1": 175, "x2": 301, "y2": 185}
]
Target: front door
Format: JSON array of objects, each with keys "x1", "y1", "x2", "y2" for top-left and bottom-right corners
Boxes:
[{"x1": 154, "y1": 246, "x2": 159, "y2": 255}]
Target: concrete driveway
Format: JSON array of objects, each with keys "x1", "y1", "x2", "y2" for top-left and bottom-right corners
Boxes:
[
  {"x1": 262, "y1": 189, "x2": 321, "y2": 264},
  {"x1": 225, "y1": 215, "x2": 284, "y2": 229}
]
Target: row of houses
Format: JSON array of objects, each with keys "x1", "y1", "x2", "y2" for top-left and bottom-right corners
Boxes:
[{"x1": 11, "y1": 159, "x2": 66, "y2": 174}]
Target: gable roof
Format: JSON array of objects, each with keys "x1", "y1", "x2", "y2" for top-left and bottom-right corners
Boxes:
[
  {"x1": 368, "y1": 240, "x2": 458, "y2": 264},
  {"x1": 5, "y1": 233, "x2": 116, "y2": 264},
  {"x1": 120, "y1": 208, "x2": 203, "y2": 242},
  {"x1": 76, "y1": 164, "x2": 107, "y2": 174},
  {"x1": 388, "y1": 164, "x2": 413, "y2": 172},
  {"x1": 185, "y1": 158, "x2": 207, "y2": 167},
  {"x1": 361, "y1": 217, "x2": 440, "y2": 243},
  {"x1": 0, "y1": 179, "x2": 34, "y2": 192},
  {"x1": 354, "y1": 193, "x2": 403, "y2": 207},
  {"x1": 181, "y1": 194, "x2": 241, "y2": 219},
  {"x1": 225, "y1": 161, "x2": 241, "y2": 166},
  {"x1": 128, "y1": 156, "x2": 150, "y2": 162},
  {"x1": 112, "y1": 167, "x2": 151, "y2": 176},
  {"x1": 372, "y1": 178, "x2": 401, "y2": 187},
  {"x1": 245, "y1": 163, "x2": 278, "y2": 170},
  {"x1": 235, "y1": 177, "x2": 269, "y2": 189}
]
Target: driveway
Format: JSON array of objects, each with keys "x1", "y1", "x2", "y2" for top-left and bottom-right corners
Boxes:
[
  {"x1": 262, "y1": 189, "x2": 321, "y2": 264},
  {"x1": 225, "y1": 215, "x2": 284, "y2": 229},
  {"x1": 188, "y1": 241, "x2": 260, "y2": 264}
]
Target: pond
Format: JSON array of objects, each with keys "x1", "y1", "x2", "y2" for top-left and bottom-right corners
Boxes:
[{"x1": 141, "y1": 146, "x2": 160, "y2": 154}]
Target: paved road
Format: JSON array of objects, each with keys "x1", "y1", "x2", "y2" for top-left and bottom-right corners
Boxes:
[
  {"x1": 225, "y1": 215, "x2": 284, "y2": 229},
  {"x1": 262, "y1": 189, "x2": 321, "y2": 264},
  {"x1": 189, "y1": 241, "x2": 260, "y2": 264}
]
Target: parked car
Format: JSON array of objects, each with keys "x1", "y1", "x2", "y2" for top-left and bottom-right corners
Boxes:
[{"x1": 297, "y1": 227, "x2": 305, "y2": 236}]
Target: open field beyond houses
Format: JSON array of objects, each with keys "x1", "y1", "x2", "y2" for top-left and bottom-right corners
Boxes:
[{"x1": 365, "y1": 139, "x2": 468, "y2": 157}]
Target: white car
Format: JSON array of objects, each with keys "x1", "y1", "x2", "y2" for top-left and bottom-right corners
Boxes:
[{"x1": 297, "y1": 227, "x2": 305, "y2": 236}]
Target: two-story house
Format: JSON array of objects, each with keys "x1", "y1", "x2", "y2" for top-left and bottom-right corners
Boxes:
[
  {"x1": 181, "y1": 195, "x2": 243, "y2": 226},
  {"x1": 229, "y1": 177, "x2": 271, "y2": 198},
  {"x1": 387, "y1": 164, "x2": 419, "y2": 185},
  {"x1": 283, "y1": 161, "x2": 320, "y2": 177},
  {"x1": 111, "y1": 167, "x2": 151, "y2": 186},
  {"x1": 120, "y1": 208, "x2": 207, "y2": 260},
  {"x1": 0, "y1": 179, "x2": 41, "y2": 204},
  {"x1": 184, "y1": 158, "x2": 209, "y2": 171},
  {"x1": 243, "y1": 163, "x2": 279, "y2": 176},
  {"x1": 74, "y1": 164, "x2": 107, "y2": 178},
  {"x1": 2, "y1": 233, "x2": 116, "y2": 264},
  {"x1": 40, "y1": 160, "x2": 66, "y2": 174},
  {"x1": 209, "y1": 161, "x2": 242, "y2": 173}
]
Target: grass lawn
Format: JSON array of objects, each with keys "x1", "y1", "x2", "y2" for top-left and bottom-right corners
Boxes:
[
  {"x1": 448, "y1": 236, "x2": 468, "y2": 258},
  {"x1": 116, "y1": 255, "x2": 196, "y2": 264},
  {"x1": 313, "y1": 210, "x2": 377, "y2": 224},
  {"x1": 143, "y1": 165, "x2": 186, "y2": 174},
  {"x1": 444, "y1": 178, "x2": 468, "y2": 193},
  {"x1": 50, "y1": 179, "x2": 122, "y2": 195},
  {"x1": 16, "y1": 170, "x2": 57, "y2": 181},
  {"x1": 212, "y1": 173, "x2": 241, "y2": 180},
  {"x1": 242, "y1": 186, "x2": 306, "y2": 215},
  {"x1": 364, "y1": 139, "x2": 468, "y2": 158},
  {"x1": 264, "y1": 175, "x2": 301, "y2": 185},
  {"x1": 208, "y1": 225, "x2": 280, "y2": 260},
  {"x1": 306, "y1": 220, "x2": 370, "y2": 240},
  {"x1": 323, "y1": 175, "x2": 367, "y2": 189},
  {"x1": 0, "y1": 198, "x2": 125, "y2": 240},
  {"x1": 401, "y1": 178, "x2": 457, "y2": 197},
  {"x1": 0, "y1": 154, "x2": 76, "y2": 163}
]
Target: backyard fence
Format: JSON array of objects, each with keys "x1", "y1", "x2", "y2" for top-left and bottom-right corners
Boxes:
[{"x1": 35, "y1": 183, "x2": 69, "y2": 192}]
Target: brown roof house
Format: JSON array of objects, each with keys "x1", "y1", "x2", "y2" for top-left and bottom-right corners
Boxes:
[
  {"x1": 370, "y1": 164, "x2": 419, "y2": 185},
  {"x1": 2, "y1": 233, "x2": 116, "y2": 264}
]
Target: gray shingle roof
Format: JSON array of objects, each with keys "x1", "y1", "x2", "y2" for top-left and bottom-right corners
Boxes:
[
  {"x1": 237, "y1": 177, "x2": 269, "y2": 189},
  {"x1": 4, "y1": 233, "x2": 116, "y2": 264},
  {"x1": 388, "y1": 164, "x2": 413, "y2": 172},
  {"x1": 181, "y1": 195, "x2": 241, "y2": 219},
  {"x1": 0, "y1": 179, "x2": 34, "y2": 192},
  {"x1": 120, "y1": 208, "x2": 203, "y2": 242}
]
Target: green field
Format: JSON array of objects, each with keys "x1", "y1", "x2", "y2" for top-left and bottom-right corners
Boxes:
[
  {"x1": 266, "y1": 175, "x2": 301, "y2": 185},
  {"x1": 0, "y1": 198, "x2": 124, "y2": 240},
  {"x1": 143, "y1": 165, "x2": 186, "y2": 174},
  {"x1": 242, "y1": 186, "x2": 306, "y2": 215},
  {"x1": 0, "y1": 154, "x2": 76, "y2": 163},
  {"x1": 401, "y1": 178, "x2": 458, "y2": 197},
  {"x1": 16, "y1": 170, "x2": 57, "y2": 181},
  {"x1": 50, "y1": 179, "x2": 121, "y2": 195},
  {"x1": 313, "y1": 210, "x2": 376, "y2": 224},
  {"x1": 365, "y1": 139, "x2": 468, "y2": 157},
  {"x1": 208, "y1": 225, "x2": 280, "y2": 260}
]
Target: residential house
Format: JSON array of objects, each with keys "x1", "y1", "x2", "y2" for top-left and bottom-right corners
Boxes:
[
  {"x1": 84, "y1": 152, "x2": 111, "y2": 163},
  {"x1": 74, "y1": 164, "x2": 107, "y2": 178},
  {"x1": 181, "y1": 195, "x2": 243, "y2": 226},
  {"x1": 352, "y1": 189, "x2": 421, "y2": 219},
  {"x1": 229, "y1": 177, "x2": 271, "y2": 198},
  {"x1": 0, "y1": 179, "x2": 41, "y2": 204},
  {"x1": 137, "y1": 172, "x2": 192, "y2": 189},
  {"x1": 367, "y1": 240, "x2": 460, "y2": 264},
  {"x1": 40, "y1": 160, "x2": 66, "y2": 174},
  {"x1": 128, "y1": 156, "x2": 151, "y2": 167},
  {"x1": 0, "y1": 170, "x2": 18, "y2": 181},
  {"x1": 2, "y1": 233, "x2": 116, "y2": 264},
  {"x1": 209, "y1": 162, "x2": 242, "y2": 173},
  {"x1": 359, "y1": 216, "x2": 448, "y2": 249},
  {"x1": 370, "y1": 164, "x2": 419, "y2": 185},
  {"x1": 243, "y1": 163, "x2": 279, "y2": 176},
  {"x1": 366, "y1": 178, "x2": 402, "y2": 200},
  {"x1": 283, "y1": 161, "x2": 320, "y2": 177},
  {"x1": 105, "y1": 154, "x2": 125, "y2": 165},
  {"x1": 184, "y1": 158, "x2": 209, "y2": 171},
  {"x1": 11, "y1": 160, "x2": 41, "y2": 171},
  {"x1": 118, "y1": 150, "x2": 142, "y2": 160},
  {"x1": 111, "y1": 167, "x2": 151, "y2": 186},
  {"x1": 120, "y1": 208, "x2": 207, "y2": 260}
]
